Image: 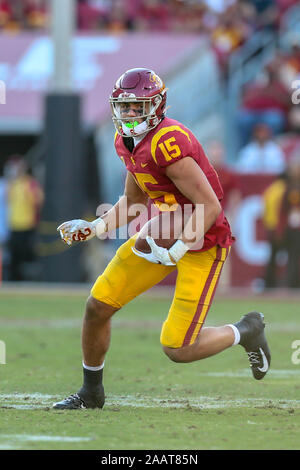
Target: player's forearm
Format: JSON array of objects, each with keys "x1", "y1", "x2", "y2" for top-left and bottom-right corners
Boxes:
[
  {"x1": 96, "y1": 195, "x2": 148, "y2": 233},
  {"x1": 179, "y1": 203, "x2": 222, "y2": 249}
]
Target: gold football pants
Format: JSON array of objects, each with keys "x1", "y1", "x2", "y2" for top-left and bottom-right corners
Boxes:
[{"x1": 91, "y1": 236, "x2": 229, "y2": 348}]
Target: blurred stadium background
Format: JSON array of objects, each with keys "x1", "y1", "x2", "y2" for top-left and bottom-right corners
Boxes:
[{"x1": 1, "y1": 0, "x2": 300, "y2": 294}]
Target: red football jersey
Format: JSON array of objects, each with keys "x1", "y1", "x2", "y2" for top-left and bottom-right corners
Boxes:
[{"x1": 114, "y1": 117, "x2": 235, "y2": 251}]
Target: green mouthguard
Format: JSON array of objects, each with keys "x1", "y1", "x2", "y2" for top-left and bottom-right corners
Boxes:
[{"x1": 125, "y1": 121, "x2": 139, "y2": 129}]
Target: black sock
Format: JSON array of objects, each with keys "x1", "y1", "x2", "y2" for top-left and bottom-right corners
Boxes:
[
  {"x1": 80, "y1": 367, "x2": 104, "y2": 396},
  {"x1": 77, "y1": 367, "x2": 105, "y2": 408}
]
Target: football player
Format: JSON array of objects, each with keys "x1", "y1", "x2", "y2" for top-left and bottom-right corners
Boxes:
[{"x1": 53, "y1": 68, "x2": 271, "y2": 409}]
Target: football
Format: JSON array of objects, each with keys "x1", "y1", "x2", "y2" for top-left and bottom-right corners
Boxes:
[{"x1": 134, "y1": 210, "x2": 185, "y2": 254}]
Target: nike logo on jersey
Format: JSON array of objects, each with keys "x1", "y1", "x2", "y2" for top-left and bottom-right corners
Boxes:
[
  {"x1": 141, "y1": 162, "x2": 148, "y2": 168},
  {"x1": 257, "y1": 347, "x2": 269, "y2": 373}
]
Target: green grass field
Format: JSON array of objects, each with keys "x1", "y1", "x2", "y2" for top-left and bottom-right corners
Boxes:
[{"x1": 1, "y1": 287, "x2": 300, "y2": 450}]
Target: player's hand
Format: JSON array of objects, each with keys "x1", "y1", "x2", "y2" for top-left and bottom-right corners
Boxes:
[
  {"x1": 57, "y1": 219, "x2": 96, "y2": 246},
  {"x1": 132, "y1": 236, "x2": 188, "y2": 266},
  {"x1": 58, "y1": 217, "x2": 107, "y2": 246}
]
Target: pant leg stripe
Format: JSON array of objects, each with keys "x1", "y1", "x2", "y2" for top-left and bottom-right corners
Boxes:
[
  {"x1": 193, "y1": 249, "x2": 229, "y2": 342},
  {"x1": 190, "y1": 254, "x2": 225, "y2": 345},
  {"x1": 182, "y1": 246, "x2": 223, "y2": 347}
]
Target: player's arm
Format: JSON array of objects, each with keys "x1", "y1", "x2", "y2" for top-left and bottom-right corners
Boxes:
[
  {"x1": 165, "y1": 156, "x2": 222, "y2": 248},
  {"x1": 57, "y1": 172, "x2": 148, "y2": 245},
  {"x1": 136, "y1": 156, "x2": 222, "y2": 266},
  {"x1": 99, "y1": 172, "x2": 149, "y2": 232}
]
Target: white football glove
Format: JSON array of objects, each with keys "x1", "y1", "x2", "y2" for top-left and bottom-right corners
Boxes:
[
  {"x1": 57, "y1": 218, "x2": 106, "y2": 246},
  {"x1": 132, "y1": 236, "x2": 189, "y2": 266}
]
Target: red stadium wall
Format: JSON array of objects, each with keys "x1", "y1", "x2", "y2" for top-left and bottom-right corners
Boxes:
[{"x1": 229, "y1": 174, "x2": 276, "y2": 288}]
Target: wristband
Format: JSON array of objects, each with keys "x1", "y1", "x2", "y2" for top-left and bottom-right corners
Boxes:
[
  {"x1": 92, "y1": 217, "x2": 107, "y2": 238},
  {"x1": 168, "y1": 239, "x2": 189, "y2": 263}
]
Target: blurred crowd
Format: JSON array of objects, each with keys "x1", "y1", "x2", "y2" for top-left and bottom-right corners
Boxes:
[
  {"x1": 237, "y1": 39, "x2": 300, "y2": 149},
  {"x1": 0, "y1": 1, "x2": 298, "y2": 36},
  {"x1": 261, "y1": 157, "x2": 300, "y2": 290},
  {"x1": 0, "y1": 156, "x2": 43, "y2": 282},
  {"x1": 0, "y1": 0, "x2": 48, "y2": 30},
  {"x1": 1, "y1": 1, "x2": 299, "y2": 82},
  {"x1": 209, "y1": 137, "x2": 300, "y2": 290}
]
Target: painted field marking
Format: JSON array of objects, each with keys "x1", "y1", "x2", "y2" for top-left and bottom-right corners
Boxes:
[
  {"x1": 0, "y1": 434, "x2": 91, "y2": 449},
  {"x1": 1, "y1": 390, "x2": 300, "y2": 410},
  {"x1": 0, "y1": 434, "x2": 91, "y2": 442}
]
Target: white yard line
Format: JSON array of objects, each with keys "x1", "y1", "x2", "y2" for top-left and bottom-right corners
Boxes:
[
  {"x1": 0, "y1": 435, "x2": 91, "y2": 442},
  {"x1": 107, "y1": 395, "x2": 300, "y2": 410},
  {"x1": 0, "y1": 434, "x2": 91, "y2": 449},
  {"x1": 1, "y1": 386, "x2": 300, "y2": 410}
]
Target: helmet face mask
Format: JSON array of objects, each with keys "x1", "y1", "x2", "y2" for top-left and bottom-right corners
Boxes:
[{"x1": 110, "y1": 68, "x2": 167, "y2": 137}]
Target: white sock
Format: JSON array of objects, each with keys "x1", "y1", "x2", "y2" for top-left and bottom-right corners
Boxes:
[
  {"x1": 226, "y1": 324, "x2": 240, "y2": 346},
  {"x1": 82, "y1": 361, "x2": 105, "y2": 371}
]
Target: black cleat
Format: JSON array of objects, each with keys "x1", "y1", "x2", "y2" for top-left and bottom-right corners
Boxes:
[
  {"x1": 53, "y1": 390, "x2": 105, "y2": 410},
  {"x1": 234, "y1": 311, "x2": 271, "y2": 380}
]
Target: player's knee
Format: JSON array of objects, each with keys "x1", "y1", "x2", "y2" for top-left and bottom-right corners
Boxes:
[
  {"x1": 160, "y1": 321, "x2": 185, "y2": 353},
  {"x1": 162, "y1": 345, "x2": 185, "y2": 363},
  {"x1": 85, "y1": 296, "x2": 119, "y2": 323}
]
